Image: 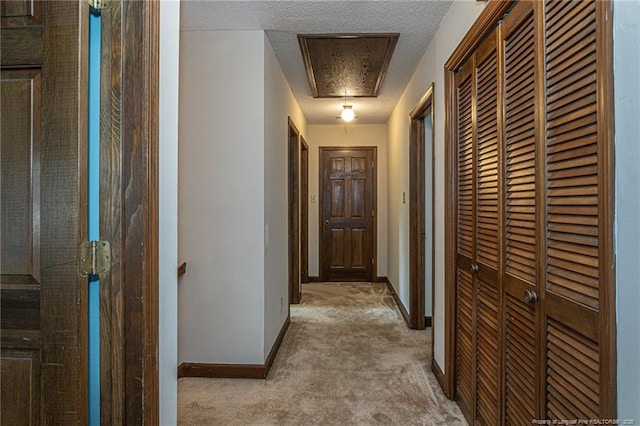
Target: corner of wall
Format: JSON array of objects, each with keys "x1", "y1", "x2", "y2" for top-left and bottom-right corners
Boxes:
[
  {"x1": 262, "y1": 34, "x2": 307, "y2": 361},
  {"x1": 178, "y1": 29, "x2": 267, "y2": 366}
]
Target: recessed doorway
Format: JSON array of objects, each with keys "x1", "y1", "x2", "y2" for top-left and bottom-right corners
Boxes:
[{"x1": 409, "y1": 84, "x2": 435, "y2": 331}]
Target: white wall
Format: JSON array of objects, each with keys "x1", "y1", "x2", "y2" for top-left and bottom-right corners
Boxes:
[
  {"x1": 263, "y1": 36, "x2": 307, "y2": 359},
  {"x1": 387, "y1": 0, "x2": 485, "y2": 368},
  {"x1": 159, "y1": 0, "x2": 179, "y2": 424},
  {"x1": 178, "y1": 30, "x2": 265, "y2": 365},
  {"x1": 614, "y1": 0, "x2": 640, "y2": 419},
  {"x1": 306, "y1": 124, "x2": 388, "y2": 278}
]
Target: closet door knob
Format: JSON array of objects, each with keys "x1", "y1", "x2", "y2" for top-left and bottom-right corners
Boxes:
[
  {"x1": 524, "y1": 289, "x2": 538, "y2": 304},
  {"x1": 471, "y1": 264, "x2": 479, "y2": 273}
]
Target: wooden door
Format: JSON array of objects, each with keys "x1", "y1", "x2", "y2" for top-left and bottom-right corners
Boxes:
[
  {"x1": 501, "y1": 2, "x2": 540, "y2": 423},
  {"x1": 320, "y1": 148, "x2": 376, "y2": 282},
  {"x1": 541, "y1": 0, "x2": 615, "y2": 418},
  {"x1": 300, "y1": 138, "x2": 309, "y2": 284},
  {"x1": 453, "y1": 56, "x2": 475, "y2": 419},
  {"x1": 1, "y1": 1, "x2": 88, "y2": 424},
  {"x1": 288, "y1": 119, "x2": 301, "y2": 303},
  {"x1": 409, "y1": 84, "x2": 435, "y2": 331},
  {"x1": 474, "y1": 28, "x2": 501, "y2": 426},
  {"x1": 448, "y1": 0, "x2": 615, "y2": 422},
  {"x1": 454, "y1": 27, "x2": 502, "y2": 426}
]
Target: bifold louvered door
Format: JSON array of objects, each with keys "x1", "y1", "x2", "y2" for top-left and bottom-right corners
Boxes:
[
  {"x1": 501, "y1": 2, "x2": 540, "y2": 424},
  {"x1": 452, "y1": 0, "x2": 615, "y2": 423},
  {"x1": 453, "y1": 29, "x2": 502, "y2": 424},
  {"x1": 542, "y1": 0, "x2": 614, "y2": 419},
  {"x1": 454, "y1": 58, "x2": 475, "y2": 419},
  {"x1": 474, "y1": 29, "x2": 501, "y2": 426}
]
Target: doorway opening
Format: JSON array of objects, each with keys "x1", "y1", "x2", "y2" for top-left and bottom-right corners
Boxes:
[
  {"x1": 288, "y1": 118, "x2": 301, "y2": 304},
  {"x1": 409, "y1": 84, "x2": 435, "y2": 333},
  {"x1": 300, "y1": 138, "x2": 309, "y2": 284}
]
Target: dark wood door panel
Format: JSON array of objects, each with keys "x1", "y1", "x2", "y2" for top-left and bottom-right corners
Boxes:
[
  {"x1": 455, "y1": 267, "x2": 474, "y2": 418},
  {"x1": 329, "y1": 179, "x2": 345, "y2": 217},
  {"x1": 320, "y1": 148, "x2": 375, "y2": 281},
  {"x1": 1, "y1": 1, "x2": 87, "y2": 423},
  {"x1": 504, "y1": 294, "x2": 536, "y2": 425},
  {"x1": 0, "y1": 350, "x2": 40, "y2": 426},
  {"x1": 1, "y1": 69, "x2": 41, "y2": 282}
]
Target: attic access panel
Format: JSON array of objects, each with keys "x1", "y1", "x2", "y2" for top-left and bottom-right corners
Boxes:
[{"x1": 298, "y1": 33, "x2": 399, "y2": 98}]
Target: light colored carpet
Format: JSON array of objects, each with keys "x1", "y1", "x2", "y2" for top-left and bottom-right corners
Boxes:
[{"x1": 178, "y1": 282, "x2": 467, "y2": 425}]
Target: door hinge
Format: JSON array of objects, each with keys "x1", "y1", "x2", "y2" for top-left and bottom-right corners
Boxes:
[
  {"x1": 86, "y1": 0, "x2": 109, "y2": 10},
  {"x1": 372, "y1": 209, "x2": 375, "y2": 217},
  {"x1": 80, "y1": 241, "x2": 111, "y2": 277},
  {"x1": 371, "y1": 161, "x2": 374, "y2": 169}
]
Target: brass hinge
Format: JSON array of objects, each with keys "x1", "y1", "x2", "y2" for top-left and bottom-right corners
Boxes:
[
  {"x1": 86, "y1": 0, "x2": 108, "y2": 10},
  {"x1": 80, "y1": 241, "x2": 111, "y2": 277}
]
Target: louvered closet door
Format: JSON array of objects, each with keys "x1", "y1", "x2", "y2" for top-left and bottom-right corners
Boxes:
[
  {"x1": 501, "y1": 2, "x2": 540, "y2": 424},
  {"x1": 454, "y1": 58, "x2": 475, "y2": 419},
  {"x1": 542, "y1": 0, "x2": 612, "y2": 418},
  {"x1": 474, "y1": 29, "x2": 501, "y2": 426}
]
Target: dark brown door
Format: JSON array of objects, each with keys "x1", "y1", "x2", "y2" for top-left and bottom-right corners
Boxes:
[
  {"x1": 288, "y1": 119, "x2": 301, "y2": 304},
  {"x1": 320, "y1": 148, "x2": 376, "y2": 282},
  {"x1": 300, "y1": 138, "x2": 309, "y2": 284},
  {"x1": 1, "y1": 1, "x2": 88, "y2": 424},
  {"x1": 501, "y1": 2, "x2": 539, "y2": 422}
]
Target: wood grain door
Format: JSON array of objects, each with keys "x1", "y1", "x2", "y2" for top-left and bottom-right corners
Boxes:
[
  {"x1": 320, "y1": 148, "x2": 376, "y2": 282},
  {"x1": 448, "y1": 0, "x2": 615, "y2": 422},
  {"x1": 1, "y1": 1, "x2": 88, "y2": 424},
  {"x1": 454, "y1": 28, "x2": 502, "y2": 425},
  {"x1": 501, "y1": 2, "x2": 540, "y2": 423},
  {"x1": 541, "y1": 0, "x2": 615, "y2": 418},
  {"x1": 473, "y1": 28, "x2": 501, "y2": 426},
  {"x1": 300, "y1": 138, "x2": 309, "y2": 284}
]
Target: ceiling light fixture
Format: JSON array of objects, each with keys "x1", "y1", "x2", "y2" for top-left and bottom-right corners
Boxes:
[
  {"x1": 340, "y1": 90, "x2": 355, "y2": 122},
  {"x1": 341, "y1": 105, "x2": 355, "y2": 122}
]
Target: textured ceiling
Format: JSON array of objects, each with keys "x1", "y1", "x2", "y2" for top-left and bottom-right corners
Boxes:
[{"x1": 181, "y1": 1, "x2": 453, "y2": 124}]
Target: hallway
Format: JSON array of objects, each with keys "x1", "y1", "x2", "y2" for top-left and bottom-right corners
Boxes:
[{"x1": 177, "y1": 283, "x2": 465, "y2": 425}]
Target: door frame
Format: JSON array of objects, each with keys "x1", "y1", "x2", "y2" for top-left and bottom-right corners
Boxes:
[
  {"x1": 318, "y1": 146, "x2": 377, "y2": 282},
  {"x1": 409, "y1": 83, "x2": 435, "y2": 332},
  {"x1": 300, "y1": 137, "x2": 309, "y2": 284},
  {"x1": 99, "y1": 0, "x2": 159, "y2": 422},
  {"x1": 288, "y1": 118, "x2": 301, "y2": 304}
]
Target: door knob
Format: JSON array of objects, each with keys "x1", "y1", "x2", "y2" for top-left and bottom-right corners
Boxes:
[
  {"x1": 471, "y1": 264, "x2": 479, "y2": 273},
  {"x1": 524, "y1": 289, "x2": 538, "y2": 304},
  {"x1": 325, "y1": 220, "x2": 329, "y2": 225}
]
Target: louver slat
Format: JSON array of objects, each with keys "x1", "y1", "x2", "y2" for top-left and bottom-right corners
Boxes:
[
  {"x1": 457, "y1": 74, "x2": 474, "y2": 259},
  {"x1": 546, "y1": 319, "x2": 600, "y2": 420},
  {"x1": 505, "y1": 295, "x2": 536, "y2": 425},
  {"x1": 505, "y1": 12, "x2": 537, "y2": 285},
  {"x1": 545, "y1": 0, "x2": 600, "y2": 310},
  {"x1": 477, "y1": 278, "x2": 499, "y2": 425},
  {"x1": 476, "y1": 50, "x2": 499, "y2": 269},
  {"x1": 456, "y1": 268, "x2": 474, "y2": 413},
  {"x1": 474, "y1": 40, "x2": 500, "y2": 426}
]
